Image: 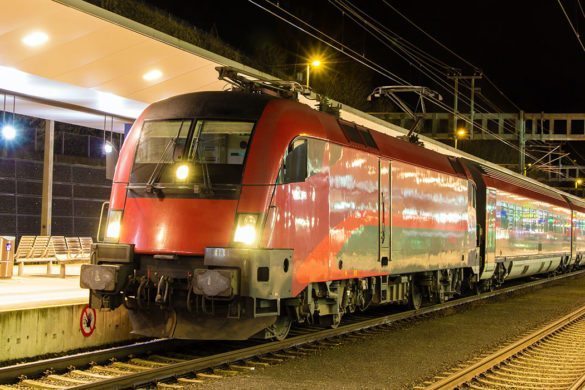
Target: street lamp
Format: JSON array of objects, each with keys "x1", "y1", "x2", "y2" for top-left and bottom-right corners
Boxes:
[
  {"x1": 454, "y1": 127, "x2": 467, "y2": 149},
  {"x1": 306, "y1": 58, "x2": 322, "y2": 88},
  {"x1": 1, "y1": 124, "x2": 16, "y2": 141},
  {"x1": 576, "y1": 178, "x2": 583, "y2": 189}
]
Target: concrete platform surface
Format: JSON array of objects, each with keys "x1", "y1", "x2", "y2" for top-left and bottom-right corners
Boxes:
[{"x1": 0, "y1": 264, "x2": 87, "y2": 312}]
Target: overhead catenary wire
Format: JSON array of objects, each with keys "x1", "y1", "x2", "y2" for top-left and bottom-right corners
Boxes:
[
  {"x1": 578, "y1": 0, "x2": 585, "y2": 19},
  {"x1": 336, "y1": 1, "x2": 584, "y2": 174},
  {"x1": 329, "y1": 1, "x2": 531, "y2": 145},
  {"x1": 251, "y1": 0, "x2": 543, "y2": 164},
  {"x1": 331, "y1": 0, "x2": 518, "y2": 131},
  {"x1": 378, "y1": 0, "x2": 582, "y2": 175},
  {"x1": 378, "y1": 0, "x2": 522, "y2": 112},
  {"x1": 249, "y1": 0, "x2": 562, "y2": 169},
  {"x1": 556, "y1": 0, "x2": 585, "y2": 53}
]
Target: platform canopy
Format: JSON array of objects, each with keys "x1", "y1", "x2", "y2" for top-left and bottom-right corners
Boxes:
[
  {"x1": 0, "y1": 0, "x2": 272, "y2": 132},
  {"x1": 0, "y1": 0, "x2": 453, "y2": 157}
]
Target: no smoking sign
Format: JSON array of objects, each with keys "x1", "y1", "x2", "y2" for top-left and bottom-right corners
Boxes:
[{"x1": 80, "y1": 306, "x2": 97, "y2": 337}]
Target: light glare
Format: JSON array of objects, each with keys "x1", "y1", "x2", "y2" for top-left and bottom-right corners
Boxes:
[
  {"x1": 22, "y1": 32, "x2": 49, "y2": 47},
  {"x1": 311, "y1": 59, "x2": 322, "y2": 67},
  {"x1": 176, "y1": 164, "x2": 189, "y2": 180},
  {"x1": 234, "y1": 225, "x2": 256, "y2": 245},
  {"x1": 233, "y1": 214, "x2": 258, "y2": 245},
  {"x1": 104, "y1": 143, "x2": 113, "y2": 154},
  {"x1": 106, "y1": 221, "x2": 120, "y2": 239},
  {"x1": 143, "y1": 69, "x2": 163, "y2": 81},
  {"x1": 2, "y1": 125, "x2": 16, "y2": 141}
]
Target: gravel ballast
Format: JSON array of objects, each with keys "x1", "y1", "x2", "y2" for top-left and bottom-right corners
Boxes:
[{"x1": 209, "y1": 274, "x2": 585, "y2": 389}]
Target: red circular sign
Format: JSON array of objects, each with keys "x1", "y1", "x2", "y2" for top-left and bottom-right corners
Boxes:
[{"x1": 80, "y1": 306, "x2": 97, "y2": 337}]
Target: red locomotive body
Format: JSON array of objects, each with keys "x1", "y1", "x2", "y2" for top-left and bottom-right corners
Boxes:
[{"x1": 81, "y1": 91, "x2": 583, "y2": 340}]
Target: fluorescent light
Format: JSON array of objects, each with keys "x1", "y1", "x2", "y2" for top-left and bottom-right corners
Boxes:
[
  {"x1": 2, "y1": 125, "x2": 16, "y2": 141},
  {"x1": 143, "y1": 69, "x2": 163, "y2": 81},
  {"x1": 22, "y1": 32, "x2": 49, "y2": 47}
]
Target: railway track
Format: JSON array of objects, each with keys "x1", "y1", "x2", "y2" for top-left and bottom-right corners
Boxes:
[
  {"x1": 2, "y1": 269, "x2": 584, "y2": 390},
  {"x1": 424, "y1": 293, "x2": 585, "y2": 389}
]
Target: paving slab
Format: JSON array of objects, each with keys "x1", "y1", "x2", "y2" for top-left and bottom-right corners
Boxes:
[{"x1": 0, "y1": 264, "x2": 87, "y2": 312}]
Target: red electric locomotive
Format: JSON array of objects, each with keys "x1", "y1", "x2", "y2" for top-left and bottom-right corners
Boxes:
[{"x1": 81, "y1": 81, "x2": 585, "y2": 340}]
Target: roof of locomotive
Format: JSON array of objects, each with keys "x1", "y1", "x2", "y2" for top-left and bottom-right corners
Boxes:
[
  {"x1": 142, "y1": 91, "x2": 276, "y2": 122},
  {"x1": 140, "y1": 91, "x2": 464, "y2": 179}
]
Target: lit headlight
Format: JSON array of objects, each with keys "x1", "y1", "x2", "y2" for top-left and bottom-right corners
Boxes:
[
  {"x1": 176, "y1": 164, "x2": 189, "y2": 181},
  {"x1": 105, "y1": 210, "x2": 123, "y2": 242},
  {"x1": 233, "y1": 213, "x2": 259, "y2": 246}
]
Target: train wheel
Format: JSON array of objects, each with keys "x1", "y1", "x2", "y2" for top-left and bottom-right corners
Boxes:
[
  {"x1": 410, "y1": 281, "x2": 422, "y2": 310},
  {"x1": 330, "y1": 313, "x2": 342, "y2": 329},
  {"x1": 317, "y1": 313, "x2": 342, "y2": 328},
  {"x1": 269, "y1": 316, "x2": 292, "y2": 341}
]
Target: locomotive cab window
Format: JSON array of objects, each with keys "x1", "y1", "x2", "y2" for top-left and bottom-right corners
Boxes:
[
  {"x1": 131, "y1": 119, "x2": 254, "y2": 188},
  {"x1": 282, "y1": 139, "x2": 308, "y2": 184},
  {"x1": 134, "y1": 119, "x2": 192, "y2": 165}
]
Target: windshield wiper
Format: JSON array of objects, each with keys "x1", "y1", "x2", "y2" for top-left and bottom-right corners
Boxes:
[
  {"x1": 194, "y1": 146, "x2": 213, "y2": 195},
  {"x1": 145, "y1": 135, "x2": 179, "y2": 194}
]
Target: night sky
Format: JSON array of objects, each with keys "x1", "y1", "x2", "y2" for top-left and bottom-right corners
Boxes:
[{"x1": 144, "y1": 0, "x2": 584, "y2": 113}]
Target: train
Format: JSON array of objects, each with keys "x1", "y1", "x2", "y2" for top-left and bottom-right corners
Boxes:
[{"x1": 80, "y1": 87, "x2": 585, "y2": 341}]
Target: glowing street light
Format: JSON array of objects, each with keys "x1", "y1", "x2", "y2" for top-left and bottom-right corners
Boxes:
[
  {"x1": 1, "y1": 124, "x2": 16, "y2": 141},
  {"x1": 306, "y1": 57, "x2": 322, "y2": 88},
  {"x1": 576, "y1": 178, "x2": 583, "y2": 189},
  {"x1": 454, "y1": 127, "x2": 467, "y2": 149}
]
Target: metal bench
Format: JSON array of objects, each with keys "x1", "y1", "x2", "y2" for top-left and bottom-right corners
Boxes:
[
  {"x1": 15, "y1": 236, "x2": 55, "y2": 276},
  {"x1": 79, "y1": 237, "x2": 93, "y2": 260},
  {"x1": 55, "y1": 236, "x2": 93, "y2": 278},
  {"x1": 15, "y1": 235, "x2": 94, "y2": 277}
]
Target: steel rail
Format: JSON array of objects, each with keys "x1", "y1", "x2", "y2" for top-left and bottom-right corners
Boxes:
[
  {"x1": 569, "y1": 371, "x2": 585, "y2": 390},
  {"x1": 0, "y1": 339, "x2": 181, "y2": 384},
  {"x1": 68, "y1": 270, "x2": 585, "y2": 389},
  {"x1": 426, "y1": 297, "x2": 585, "y2": 389}
]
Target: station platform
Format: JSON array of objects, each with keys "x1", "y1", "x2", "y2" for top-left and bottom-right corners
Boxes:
[
  {"x1": 0, "y1": 264, "x2": 87, "y2": 312},
  {"x1": 0, "y1": 264, "x2": 138, "y2": 363}
]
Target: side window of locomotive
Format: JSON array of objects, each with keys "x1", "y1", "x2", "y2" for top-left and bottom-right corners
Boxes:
[
  {"x1": 282, "y1": 139, "x2": 308, "y2": 184},
  {"x1": 307, "y1": 138, "x2": 326, "y2": 177}
]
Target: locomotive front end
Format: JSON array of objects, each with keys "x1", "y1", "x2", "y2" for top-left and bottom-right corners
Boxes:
[{"x1": 80, "y1": 92, "x2": 293, "y2": 340}]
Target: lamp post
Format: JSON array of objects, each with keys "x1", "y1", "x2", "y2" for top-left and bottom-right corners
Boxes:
[
  {"x1": 454, "y1": 127, "x2": 467, "y2": 150},
  {"x1": 306, "y1": 58, "x2": 322, "y2": 88}
]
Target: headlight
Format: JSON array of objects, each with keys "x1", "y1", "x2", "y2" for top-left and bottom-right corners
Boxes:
[
  {"x1": 105, "y1": 210, "x2": 123, "y2": 242},
  {"x1": 233, "y1": 213, "x2": 259, "y2": 246},
  {"x1": 176, "y1": 164, "x2": 189, "y2": 181}
]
